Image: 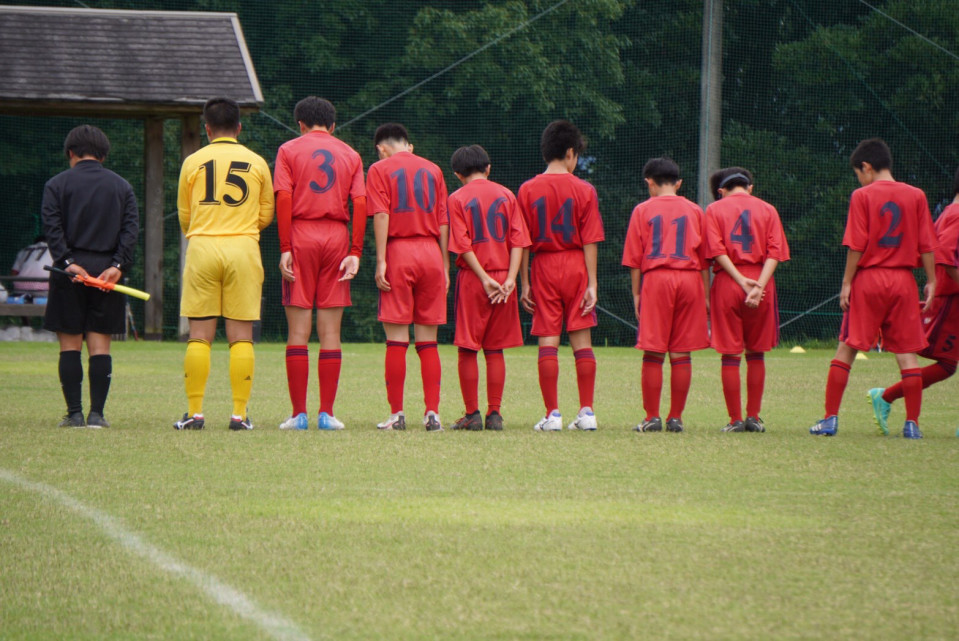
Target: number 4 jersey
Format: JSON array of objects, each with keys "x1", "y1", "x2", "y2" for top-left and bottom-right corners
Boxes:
[
  {"x1": 704, "y1": 192, "x2": 790, "y2": 270},
  {"x1": 178, "y1": 137, "x2": 275, "y2": 238},
  {"x1": 516, "y1": 173, "x2": 605, "y2": 253}
]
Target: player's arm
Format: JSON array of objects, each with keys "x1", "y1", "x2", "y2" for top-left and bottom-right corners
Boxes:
[
  {"x1": 176, "y1": 161, "x2": 193, "y2": 237},
  {"x1": 631, "y1": 268, "x2": 641, "y2": 321},
  {"x1": 257, "y1": 162, "x2": 275, "y2": 231},
  {"x1": 461, "y1": 250, "x2": 505, "y2": 302},
  {"x1": 373, "y1": 212, "x2": 390, "y2": 291},
  {"x1": 276, "y1": 190, "x2": 295, "y2": 282},
  {"x1": 839, "y1": 249, "x2": 862, "y2": 312},
  {"x1": 921, "y1": 251, "x2": 936, "y2": 312},
  {"x1": 338, "y1": 196, "x2": 367, "y2": 282},
  {"x1": 580, "y1": 242, "x2": 598, "y2": 315},
  {"x1": 502, "y1": 246, "x2": 524, "y2": 302},
  {"x1": 439, "y1": 223, "x2": 451, "y2": 294},
  {"x1": 713, "y1": 255, "x2": 750, "y2": 291},
  {"x1": 744, "y1": 258, "x2": 780, "y2": 308},
  {"x1": 520, "y1": 248, "x2": 535, "y2": 313}
]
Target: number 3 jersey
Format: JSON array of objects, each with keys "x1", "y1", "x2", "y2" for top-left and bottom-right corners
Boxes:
[
  {"x1": 177, "y1": 137, "x2": 275, "y2": 238},
  {"x1": 447, "y1": 178, "x2": 531, "y2": 272},
  {"x1": 704, "y1": 192, "x2": 790, "y2": 270},
  {"x1": 516, "y1": 173, "x2": 605, "y2": 254},
  {"x1": 622, "y1": 194, "x2": 706, "y2": 272},
  {"x1": 842, "y1": 180, "x2": 936, "y2": 269},
  {"x1": 366, "y1": 150, "x2": 449, "y2": 239}
]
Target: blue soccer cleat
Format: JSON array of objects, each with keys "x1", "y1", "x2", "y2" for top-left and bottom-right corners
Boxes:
[
  {"x1": 902, "y1": 420, "x2": 923, "y2": 440},
  {"x1": 279, "y1": 413, "x2": 309, "y2": 431},
  {"x1": 809, "y1": 415, "x2": 838, "y2": 436},
  {"x1": 867, "y1": 388, "x2": 891, "y2": 436},
  {"x1": 318, "y1": 412, "x2": 345, "y2": 431}
]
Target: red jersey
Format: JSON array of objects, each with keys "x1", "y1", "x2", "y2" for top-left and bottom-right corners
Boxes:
[
  {"x1": 366, "y1": 151, "x2": 448, "y2": 239},
  {"x1": 705, "y1": 192, "x2": 790, "y2": 271},
  {"x1": 842, "y1": 180, "x2": 936, "y2": 269},
  {"x1": 448, "y1": 178, "x2": 531, "y2": 272},
  {"x1": 933, "y1": 203, "x2": 959, "y2": 297},
  {"x1": 622, "y1": 195, "x2": 706, "y2": 272},
  {"x1": 273, "y1": 130, "x2": 364, "y2": 223},
  {"x1": 516, "y1": 173, "x2": 604, "y2": 254}
]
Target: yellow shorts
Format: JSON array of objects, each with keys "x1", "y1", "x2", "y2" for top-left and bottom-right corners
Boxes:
[{"x1": 180, "y1": 235, "x2": 264, "y2": 320}]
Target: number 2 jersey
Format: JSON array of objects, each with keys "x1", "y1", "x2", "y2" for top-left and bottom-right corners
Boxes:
[
  {"x1": 516, "y1": 173, "x2": 605, "y2": 254},
  {"x1": 704, "y1": 192, "x2": 790, "y2": 270},
  {"x1": 843, "y1": 180, "x2": 936, "y2": 269},
  {"x1": 177, "y1": 137, "x2": 274, "y2": 238},
  {"x1": 622, "y1": 194, "x2": 706, "y2": 272},
  {"x1": 366, "y1": 150, "x2": 449, "y2": 238}
]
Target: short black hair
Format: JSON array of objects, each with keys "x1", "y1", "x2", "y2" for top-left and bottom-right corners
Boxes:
[
  {"x1": 540, "y1": 120, "x2": 586, "y2": 163},
  {"x1": 294, "y1": 96, "x2": 336, "y2": 129},
  {"x1": 450, "y1": 145, "x2": 491, "y2": 176},
  {"x1": 374, "y1": 123, "x2": 409, "y2": 146},
  {"x1": 63, "y1": 125, "x2": 110, "y2": 161},
  {"x1": 203, "y1": 97, "x2": 241, "y2": 133},
  {"x1": 709, "y1": 167, "x2": 754, "y2": 200},
  {"x1": 850, "y1": 138, "x2": 892, "y2": 172},
  {"x1": 643, "y1": 156, "x2": 681, "y2": 186}
]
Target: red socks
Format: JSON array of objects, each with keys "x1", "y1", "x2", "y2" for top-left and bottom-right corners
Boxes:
[
  {"x1": 721, "y1": 355, "x2": 742, "y2": 422},
  {"x1": 824, "y1": 359, "x2": 851, "y2": 418},
  {"x1": 485, "y1": 349, "x2": 505, "y2": 414},
  {"x1": 883, "y1": 360, "x2": 956, "y2": 402},
  {"x1": 538, "y1": 346, "x2": 559, "y2": 413},
  {"x1": 573, "y1": 348, "x2": 596, "y2": 409},
  {"x1": 641, "y1": 353, "x2": 664, "y2": 419},
  {"x1": 668, "y1": 355, "x2": 692, "y2": 420},
  {"x1": 318, "y1": 349, "x2": 341, "y2": 415},
  {"x1": 458, "y1": 347, "x2": 479, "y2": 414},
  {"x1": 900, "y1": 368, "x2": 922, "y2": 423},
  {"x1": 285, "y1": 345, "x2": 309, "y2": 416},
  {"x1": 745, "y1": 353, "x2": 765, "y2": 419},
  {"x1": 385, "y1": 341, "x2": 408, "y2": 413},
  {"x1": 416, "y1": 341, "x2": 441, "y2": 414}
]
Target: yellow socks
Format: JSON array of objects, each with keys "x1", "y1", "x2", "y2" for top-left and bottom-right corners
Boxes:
[
  {"x1": 184, "y1": 339, "x2": 211, "y2": 417},
  {"x1": 229, "y1": 340, "x2": 255, "y2": 418}
]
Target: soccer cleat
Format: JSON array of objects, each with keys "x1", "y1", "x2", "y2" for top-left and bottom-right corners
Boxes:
[
  {"x1": 567, "y1": 407, "x2": 597, "y2": 431},
  {"x1": 58, "y1": 412, "x2": 85, "y2": 428},
  {"x1": 721, "y1": 420, "x2": 745, "y2": 433},
  {"x1": 744, "y1": 416, "x2": 766, "y2": 433},
  {"x1": 377, "y1": 412, "x2": 406, "y2": 431},
  {"x1": 809, "y1": 415, "x2": 838, "y2": 436},
  {"x1": 533, "y1": 410, "x2": 563, "y2": 432},
  {"x1": 634, "y1": 416, "x2": 662, "y2": 432},
  {"x1": 174, "y1": 413, "x2": 204, "y2": 430},
  {"x1": 902, "y1": 420, "x2": 923, "y2": 440},
  {"x1": 484, "y1": 411, "x2": 504, "y2": 431},
  {"x1": 229, "y1": 416, "x2": 254, "y2": 431},
  {"x1": 666, "y1": 417, "x2": 685, "y2": 433},
  {"x1": 317, "y1": 412, "x2": 345, "y2": 431},
  {"x1": 423, "y1": 411, "x2": 443, "y2": 432},
  {"x1": 452, "y1": 411, "x2": 482, "y2": 431},
  {"x1": 86, "y1": 411, "x2": 110, "y2": 429},
  {"x1": 279, "y1": 413, "x2": 309, "y2": 431},
  {"x1": 867, "y1": 388, "x2": 891, "y2": 436}
]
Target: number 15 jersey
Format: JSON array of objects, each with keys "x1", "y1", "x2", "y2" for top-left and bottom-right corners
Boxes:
[{"x1": 517, "y1": 173, "x2": 605, "y2": 254}]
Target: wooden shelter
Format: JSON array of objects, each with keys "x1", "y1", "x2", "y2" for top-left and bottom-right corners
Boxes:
[{"x1": 0, "y1": 5, "x2": 263, "y2": 338}]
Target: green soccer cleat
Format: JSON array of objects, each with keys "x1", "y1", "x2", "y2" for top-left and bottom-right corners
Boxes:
[{"x1": 867, "y1": 388, "x2": 891, "y2": 436}]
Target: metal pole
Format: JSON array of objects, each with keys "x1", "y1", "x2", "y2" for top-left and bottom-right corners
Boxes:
[{"x1": 698, "y1": 0, "x2": 723, "y2": 209}]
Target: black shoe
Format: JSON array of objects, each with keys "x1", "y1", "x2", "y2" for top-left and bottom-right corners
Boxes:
[
  {"x1": 744, "y1": 416, "x2": 766, "y2": 433},
  {"x1": 229, "y1": 416, "x2": 254, "y2": 431},
  {"x1": 86, "y1": 411, "x2": 110, "y2": 429},
  {"x1": 58, "y1": 412, "x2": 85, "y2": 428},
  {"x1": 721, "y1": 420, "x2": 745, "y2": 433},
  {"x1": 484, "y1": 411, "x2": 504, "y2": 431},
  {"x1": 452, "y1": 411, "x2": 483, "y2": 431},
  {"x1": 666, "y1": 417, "x2": 685, "y2": 433},
  {"x1": 423, "y1": 411, "x2": 443, "y2": 432},
  {"x1": 634, "y1": 417, "x2": 662, "y2": 432},
  {"x1": 174, "y1": 413, "x2": 205, "y2": 430}
]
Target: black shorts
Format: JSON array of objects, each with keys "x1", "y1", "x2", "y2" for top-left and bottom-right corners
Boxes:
[{"x1": 43, "y1": 250, "x2": 126, "y2": 335}]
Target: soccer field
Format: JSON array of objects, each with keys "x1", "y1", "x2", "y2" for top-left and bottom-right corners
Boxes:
[{"x1": 1, "y1": 341, "x2": 956, "y2": 640}]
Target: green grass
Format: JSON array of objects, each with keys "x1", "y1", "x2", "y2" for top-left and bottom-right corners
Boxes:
[{"x1": 1, "y1": 342, "x2": 957, "y2": 640}]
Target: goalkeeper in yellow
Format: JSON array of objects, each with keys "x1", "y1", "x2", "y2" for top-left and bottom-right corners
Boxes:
[{"x1": 175, "y1": 97, "x2": 274, "y2": 430}]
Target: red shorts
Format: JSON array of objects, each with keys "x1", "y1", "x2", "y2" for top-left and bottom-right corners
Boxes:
[
  {"x1": 710, "y1": 266, "x2": 780, "y2": 354},
  {"x1": 378, "y1": 237, "x2": 447, "y2": 325},
  {"x1": 920, "y1": 294, "x2": 959, "y2": 361},
  {"x1": 453, "y1": 269, "x2": 523, "y2": 351},
  {"x1": 529, "y1": 250, "x2": 597, "y2": 336},
  {"x1": 840, "y1": 268, "x2": 926, "y2": 353},
  {"x1": 637, "y1": 268, "x2": 709, "y2": 353},
  {"x1": 282, "y1": 219, "x2": 351, "y2": 309}
]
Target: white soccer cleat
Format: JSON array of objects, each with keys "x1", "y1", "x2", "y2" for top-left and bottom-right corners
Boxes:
[
  {"x1": 279, "y1": 413, "x2": 309, "y2": 430},
  {"x1": 567, "y1": 407, "x2": 597, "y2": 431},
  {"x1": 377, "y1": 411, "x2": 406, "y2": 431},
  {"x1": 318, "y1": 412, "x2": 345, "y2": 431},
  {"x1": 533, "y1": 410, "x2": 563, "y2": 432}
]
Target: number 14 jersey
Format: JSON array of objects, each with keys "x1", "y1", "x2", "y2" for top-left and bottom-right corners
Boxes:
[{"x1": 516, "y1": 173, "x2": 605, "y2": 254}]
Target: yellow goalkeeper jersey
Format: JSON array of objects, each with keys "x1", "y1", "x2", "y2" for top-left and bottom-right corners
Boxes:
[{"x1": 178, "y1": 137, "x2": 275, "y2": 238}]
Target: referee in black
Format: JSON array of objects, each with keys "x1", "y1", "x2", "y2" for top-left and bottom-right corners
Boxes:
[{"x1": 42, "y1": 125, "x2": 139, "y2": 428}]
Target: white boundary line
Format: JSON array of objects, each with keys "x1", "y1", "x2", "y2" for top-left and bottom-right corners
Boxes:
[{"x1": 0, "y1": 468, "x2": 313, "y2": 641}]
